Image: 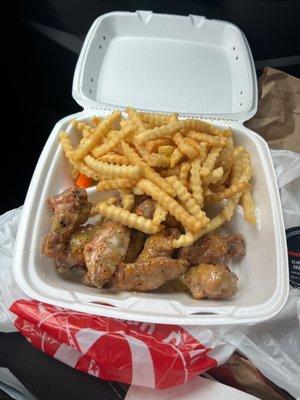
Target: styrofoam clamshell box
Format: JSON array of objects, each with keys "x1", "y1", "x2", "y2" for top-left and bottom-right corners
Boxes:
[{"x1": 13, "y1": 11, "x2": 289, "y2": 325}]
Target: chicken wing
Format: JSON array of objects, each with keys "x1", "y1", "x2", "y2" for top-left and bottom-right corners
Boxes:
[
  {"x1": 113, "y1": 229, "x2": 188, "y2": 291},
  {"x1": 138, "y1": 228, "x2": 180, "y2": 260},
  {"x1": 178, "y1": 233, "x2": 245, "y2": 267},
  {"x1": 181, "y1": 263, "x2": 238, "y2": 299},
  {"x1": 42, "y1": 186, "x2": 91, "y2": 257},
  {"x1": 114, "y1": 257, "x2": 188, "y2": 291},
  {"x1": 55, "y1": 224, "x2": 101, "y2": 271},
  {"x1": 84, "y1": 219, "x2": 131, "y2": 288}
]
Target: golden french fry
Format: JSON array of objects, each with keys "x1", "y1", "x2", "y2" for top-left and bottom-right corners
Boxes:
[
  {"x1": 137, "y1": 179, "x2": 202, "y2": 233},
  {"x1": 213, "y1": 146, "x2": 242, "y2": 188},
  {"x1": 97, "y1": 154, "x2": 130, "y2": 165},
  {"x1": 183, "y1": 137, "x2": 203, "y2": 152},
  {"x1": 84, "y1": 155, "x2": 143, "y2": 179},
  {"x1": 135, "y1": 121, "x2": 184, "y2": 143},
  {"x1": 198, "y1": 142, "x2": 209, "y2": 164},
  {"x1": 59, "y1": 131, "x2": 75, "y2": 159},
  {"x1": 223, "y1": 196, "x2": 239, "y2": 221},
  {"x1": 200, "y1": 147, "x2": 222, "y2": 176},
  {"x1": 149, "y1": 153, "x2": 170, "y2": 168},
  {"x1": 125, "y1": 107, "x2": 145, "y2": 130},
  {"x1": 172, "y1": 210, "x2": 228, "y2": 248},
  {"x1": 91, "y1": 124, "x2": 136, "y2": 158},
  {"x1": 71, "y1": 120, "x2": 95, "y2": 135},
  {"x1": 220, "y1": 129, "x2": 232, "y2": 138},
  {"x1": 173, "y1": 132, "x2": 198, "y2": 159},
  {"x1": 96, "y1": 178, "x2": 137, "y2": 192},
  {"x1": 170, "y1": 148, "x2": 184, "y2": 168},
  {"x1": 91, "y1": 197, "x2": 118, "y2": 215},
  {"x1": 153, "y1": 204, "x2": 168, "y2": 225},
  {"x1": 179, "y1": 162, "x2": 190, "y2": 186},
  {"x1": 181, "y1": 119, "x2": 223, "y2": 136},
  {"x1": 132, "y1": 136, "x2": 152, "y2": 163},
  {"x1": 146, "y1": 138, "x2": 173, "y2": 152},
  {"x1": 94, "y1": 202, "x2": 163, "y2": 234},
  {"x1": 217, "y1": 145, "x2": 240, "y2": 175},
  {"x1": 158, "y1": 145, "x2": 174, "y2": 155},
  {"x1": 75, "y1": 163, "x2": 100, "y2": 180},
  {"x1": 139, "y1": 112, "x2": 173, "y2": 127},
  {"x1": 190, "y1": 157, "x2": 204, "y2": 208},
  {"x1": 59, "y1": 131, "x2": 100, "y2": 180},
  {"x1": 82, "y1": 128, "x2": 92, "y2": 139},
  {"x1": 121, "y1": 141, "x2": 175, "y2": 197},
  {"x1": 120, "y1": 189, "x2": 135, "y2": 211},
  {"x1": 187, "y1": 131, "x2": 228, "y2": 147},
  {"x1": 221, "y1": 154, "x2": 247, "y2": 220},
  {"x1": 212, "y1": 169, "x2": 230, "y2": 189},
  {"x1": 205, "y1": 181, "x2": 250, "y2": 203},
  {"x1": 166, "y1": 176, "x2": 209, "y2": 227},
  {"x1": 132, "y1": 187, "x2": 144, "y2": 195},
  {"x1": 172, "y1": 198, "x2": 237, "y2": 248},
  {"x1": 72, "y1": 111, "x2": 121, "y2": 161},
  {"x1": 173, "y1": 150, "x2": 252, "y2": 247},
  {"x1": 172, "y1": 231, "x2": 194, "y2": 248},
  {"x1": 71, "y1": 168, "x2": 79, "y2": 179},
  {"x1": 241, "y1": 189, "x2": 256, "y2": 224},
  {"x1": 168, "y1": 113, "x2": 179, "y2": 123},
  {"x1": 160, "y1": 165, "x2": 181, "y2": 177},
  {"x1": 106, "y1": 196, "x2": 118, "y2": 205},
  {"x1": 202, "y1": 167, "x2": 223, "y2": 186},
  {"x1": 91, "y1": 116, "x2": 102, "y2": 126},
  {"x1": 240, "y1": 150, "x2": 252, "y2": 182},
  {"x1": 108, "y1": 141, "x2": 124, "y2": 155}
]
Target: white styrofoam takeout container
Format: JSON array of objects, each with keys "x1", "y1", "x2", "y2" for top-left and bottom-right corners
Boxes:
[{"x1": 13, "y1": 11, "x2": 289, "y2": 325}]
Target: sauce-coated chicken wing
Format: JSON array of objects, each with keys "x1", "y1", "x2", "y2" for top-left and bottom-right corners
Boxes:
[{"x1": 113, "y1": 229, "x2": 188, "y2": 291}]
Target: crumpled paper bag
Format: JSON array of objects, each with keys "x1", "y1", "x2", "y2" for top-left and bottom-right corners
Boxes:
[{"x1": 246, "y1": 67, "x2": 300, "y2": 153}]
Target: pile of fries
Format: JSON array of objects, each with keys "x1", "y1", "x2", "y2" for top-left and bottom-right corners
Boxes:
[{"x1": 59, "y1": 107, "x2": 255, "y2": 247}]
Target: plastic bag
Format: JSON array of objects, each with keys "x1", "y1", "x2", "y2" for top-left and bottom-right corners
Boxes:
[
  {"x1": 270, "y1": 149, "x2": 300, "y2": 229},
  {"x1": 223, "y1": 288, "x2": 300, "y2": 399},
  {"x1": 223, "y1": 149, "x2": 300, "y2": 399}
]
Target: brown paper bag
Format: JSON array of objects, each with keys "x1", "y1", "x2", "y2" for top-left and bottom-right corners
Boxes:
[{"x1": 246, "y1": 67, "x2": 300, "y2": 153}]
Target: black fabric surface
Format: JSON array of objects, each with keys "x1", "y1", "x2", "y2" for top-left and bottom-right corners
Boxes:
[{"x1": 0, "y1": 333, "x2": 128, "y2": 400}]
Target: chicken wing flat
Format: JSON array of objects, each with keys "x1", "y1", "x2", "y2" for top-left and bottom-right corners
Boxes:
[
  {"x1": 178, "y1": 233, "x2": 245, "y2": 267},
  {"x1": 114, "y1": 257, "x2": 188, "y2": 291},
  {"x1": 55, "y1": 224, "x2": 102, "y2": 271},
  {"x1": 181, "y1": 263, "x2": 238, "y2": 299},
  {"x1": 42, "y1": 187, "x2": 91, "y2": 257},
  {"x1": 113, "y1": 229, "x2": 188, "y2": 291},
  {"x1": 84, "y1": 219, "x2": 131, "y2": 288},
  {"x1": 138, "y1": 228, "x2": 180, "y2": 260}
]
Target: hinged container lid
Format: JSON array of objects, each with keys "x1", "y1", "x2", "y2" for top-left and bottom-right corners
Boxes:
[{"x1": 72, "y1": 11, "x2": 257, "y2": 121}]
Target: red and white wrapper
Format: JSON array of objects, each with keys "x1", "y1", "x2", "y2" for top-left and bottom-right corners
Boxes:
[{"x1": 9, "y1": 299, "x2": 233, "y2": 389}]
